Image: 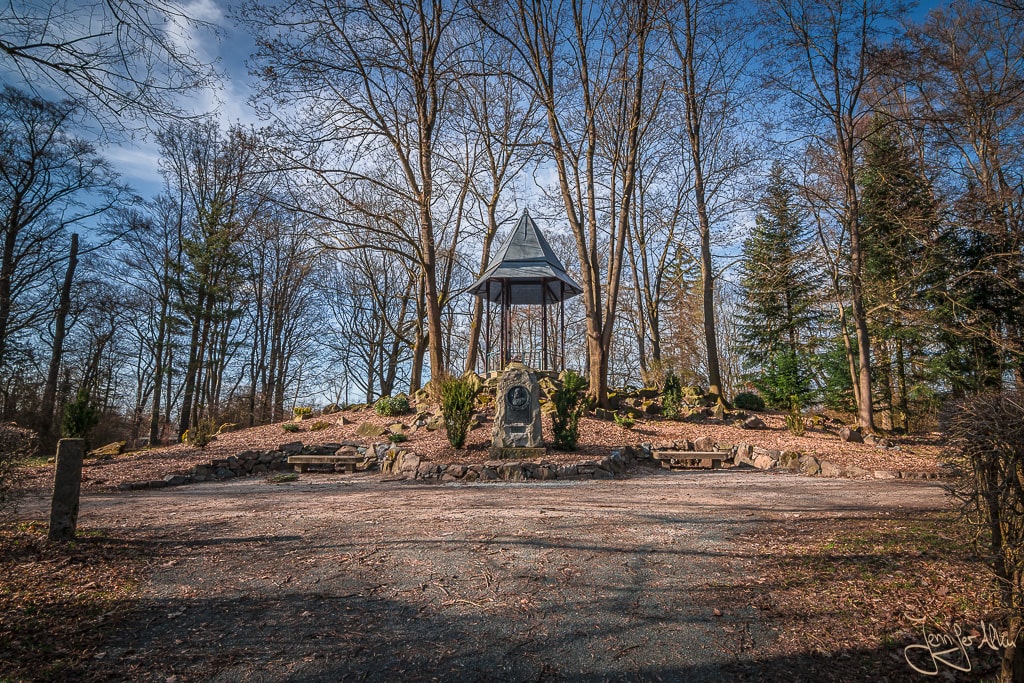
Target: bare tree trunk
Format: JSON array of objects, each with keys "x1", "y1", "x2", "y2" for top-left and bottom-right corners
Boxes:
[{"x1": 39, "y1": 233, "x2": 77, "y2": 449}]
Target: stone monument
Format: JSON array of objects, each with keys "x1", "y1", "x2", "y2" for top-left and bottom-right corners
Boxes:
[
  {"x1": 491, "y1": 363, "x2": 545, "y2": 459},
  {"x1": 48, "y1": 438, "x2": 84, "y2": 542}
]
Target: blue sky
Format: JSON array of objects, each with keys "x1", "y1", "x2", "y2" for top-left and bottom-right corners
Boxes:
[{"x1": 104, "y1": 0, "x2": 950, "y2": 203}]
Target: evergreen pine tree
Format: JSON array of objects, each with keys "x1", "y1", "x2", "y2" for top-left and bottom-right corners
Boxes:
[
  {"x1": 859, "y1": 119, "x2": 940, "y2": 430},
  {"x1": 736, "y1": 162, "x2": 821, "y2": 408}
]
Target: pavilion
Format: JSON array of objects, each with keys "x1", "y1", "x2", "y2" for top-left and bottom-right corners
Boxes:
[{"x1": 468, "y1": 210, "x2": 582, "y2": 373}]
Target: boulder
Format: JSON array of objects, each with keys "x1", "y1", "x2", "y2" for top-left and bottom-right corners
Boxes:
[
  {"x1": 839, "y1": 427, "x2": 864, "y2": 443},
  {"x1": 752, "y1": 452, "x2": 778, "y2": 470},
  {"x1": 778, "y1": 451, "x2": 801, "y2": 470},
  {"x1": 819, "y1": 460, "x2": 842, "y2": 478},
  {"x1": 88, "y1": 441, "x2": 126, "y2": 458},
  {"x1": 278, "y1": 441, "x2": 304, "y2": 454},
  {"x1": 356, "y1": 422, "x2": 386, "y2": 438},
  {"x1": 693, "y1": 436, "x2": 715, "y2": 452},
  {"x1": 798, "y1": 454, "x2": 821, "y2": 476},
  {"x1": 742, "y1": 416, "x2": 767, "y2": 430}
]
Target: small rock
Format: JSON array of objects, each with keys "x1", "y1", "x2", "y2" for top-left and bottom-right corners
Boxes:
[{"x1": 162, "y1": 474, "x2": 190, "y2": 486}]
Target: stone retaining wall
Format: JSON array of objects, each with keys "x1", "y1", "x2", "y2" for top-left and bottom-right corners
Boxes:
[{"x1": 116, "y1": 438, "x2": 943, "y2": 491}]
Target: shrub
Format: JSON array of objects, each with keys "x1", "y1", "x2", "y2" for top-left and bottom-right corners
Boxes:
[
  {"x1": 944, "y1": 390, "x2": 1024, "y2": 680},
  {"x1": 62, "y1": 389, "x2": 99, "y2": 440},
  {"x1": 293, "y1": 406, "x2": 313, "y2": 419},
  {"x1": 374, "y1": 395, "x2": 410, "y2": 417},
  {"x1": 785, "y1": 411, "x2": 806, "y2": 436},
  {"x1": 308, "y1": 420, "x2": 330, "y2": 431},
  {"x1": 387, "y1": 432, "x2": 408, "y2": 444},
  {"x1": 733, "y1": 391, "x2": 766, "y2": 412},
  {"x1": 439, "y1": 374, "x2": 478, "y2": 449},
  {"x1": 552, "y1": 370, "x2": 587, "y2": 450},
  {"x1": 613, "y1": 413, "x2": 635, "y2": 430},
  {"x1": 189, "y1": 418, "x2": 217, "y2": 448},
  {"x1": 281, "y1": 422, "x2": 300, "y2": 433},
  {"x1": 662, "y1": 370, "x2": 684, "y2": 420},
  {"x1": 0, "y1": 423, "x2": 37, "y2": 520}
]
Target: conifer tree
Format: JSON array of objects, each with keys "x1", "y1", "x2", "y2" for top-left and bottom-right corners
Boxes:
[
  {"x1": 736, "y1": 162, "x2": 821, "y2": 409},
  {"x1": 859, "y1": 120, "x2": 939, "y2": 431}
]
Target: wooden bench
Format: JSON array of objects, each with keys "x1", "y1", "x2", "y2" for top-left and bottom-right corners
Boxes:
[
  {"x1": 287, "y1": 454, "x2": 364, "y2": 474},
  {"x1": 652, "y1": 450, "x2": 726, "y2": 470}
]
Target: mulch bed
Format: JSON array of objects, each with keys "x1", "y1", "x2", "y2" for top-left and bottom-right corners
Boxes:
[{"x1": 19, "y1": 407, "x2": 944, "y2": 495}]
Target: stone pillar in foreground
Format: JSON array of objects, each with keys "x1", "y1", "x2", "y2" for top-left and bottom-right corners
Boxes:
[{"x1": 48, "y1": 438, "x2": 84, "y2": 542}]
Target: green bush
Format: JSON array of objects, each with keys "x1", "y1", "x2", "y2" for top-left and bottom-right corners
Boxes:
[
  {"x1": 439, "y1": 375, "x2": 478, "y2": 449},
  {"x1": 62, "y1": 389, "x2": 99, "y2": 440},
  {"x1": 783, "y1": 393, "x2": 806, "y2": 436},
  {"x1": 293, "y1": 406, "x2": 313, "y2": 418},
  {"x1": 387, "y1": 432, "x2": 408, "y2": 444},
  {"x1": 374, "y1": 395, "x2": 410, "y2": 417},
  {"x1": 552, "y1": 370, "x2": 587, "y2": 451},
  {"x1": 613, "y1": 413, "x2": 635, "y2": 430},
  {"x1": 189, "y1": 418, "x2": 217, "y2": 448},
  {"x1": 785, "y1": 411, "x2": 806, "y2": 436},
  {"x1": 755, "y1": 350, "x2": 814, "y2": 410},
  {"x1": 733, "y1": 391, "x2": 766, "y2": 412},
  {"x1": 281, "y1": 422, "x2": 300, "y2": 433},
  {"x1": 662, "y1": 370, "x2": 684, "y2": 419}
]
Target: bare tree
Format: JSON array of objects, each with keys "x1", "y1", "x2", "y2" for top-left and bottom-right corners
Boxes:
[
  {"x1": 244, "y1": 0, "x2": 473, "y2": 382},
  {"x1": 0, "y1": 87, "x2": 122, "y2": 416},
  {"x1": 759, "y1": 0, "x2": 909, "y2": 430},
  {"x1": 901, "y1": 0, "x2": 1024, "y2": 390},
  {"x1": 454, "y1": 26, "x2": 542, "y2": 374},
  {"x1": 666, "y1": 0, "x2": 758, "y2": 403},
  {"x1": 484, "y1": 0, "x2": 660, "y2": 406},
  {"x1": 0, "y1": 0, "x2": 217, "y2": 128}
]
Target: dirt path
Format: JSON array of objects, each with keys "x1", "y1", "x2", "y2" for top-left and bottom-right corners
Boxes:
[{"x1": 30, "y1": 470, "x2": 947, "y2": 682}]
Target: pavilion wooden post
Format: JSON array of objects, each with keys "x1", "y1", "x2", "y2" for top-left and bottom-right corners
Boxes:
[
  {"x1": 541, "y1": 280, "x2": 549, "y2": 371},
  {"x1": 485, "y1": 291, "x2": 491, "y2": 373},
  {"x1": 559, "y1": 282, "x2": 566, "y2": 372}
]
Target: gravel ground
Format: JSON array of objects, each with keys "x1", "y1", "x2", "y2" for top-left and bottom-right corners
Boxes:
[{"x1": 17, "y1": 469, "x2": 948, "y2": 682}]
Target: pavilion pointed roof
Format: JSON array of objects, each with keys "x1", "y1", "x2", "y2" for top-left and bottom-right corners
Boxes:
[{"x1": 469, "y1": 211, "x2": 582, "y2": 304}]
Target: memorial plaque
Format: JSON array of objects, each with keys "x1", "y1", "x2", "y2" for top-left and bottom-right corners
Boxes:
[{"x1": 506, "y1": 385, "x2": 531, "y2": 424}]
